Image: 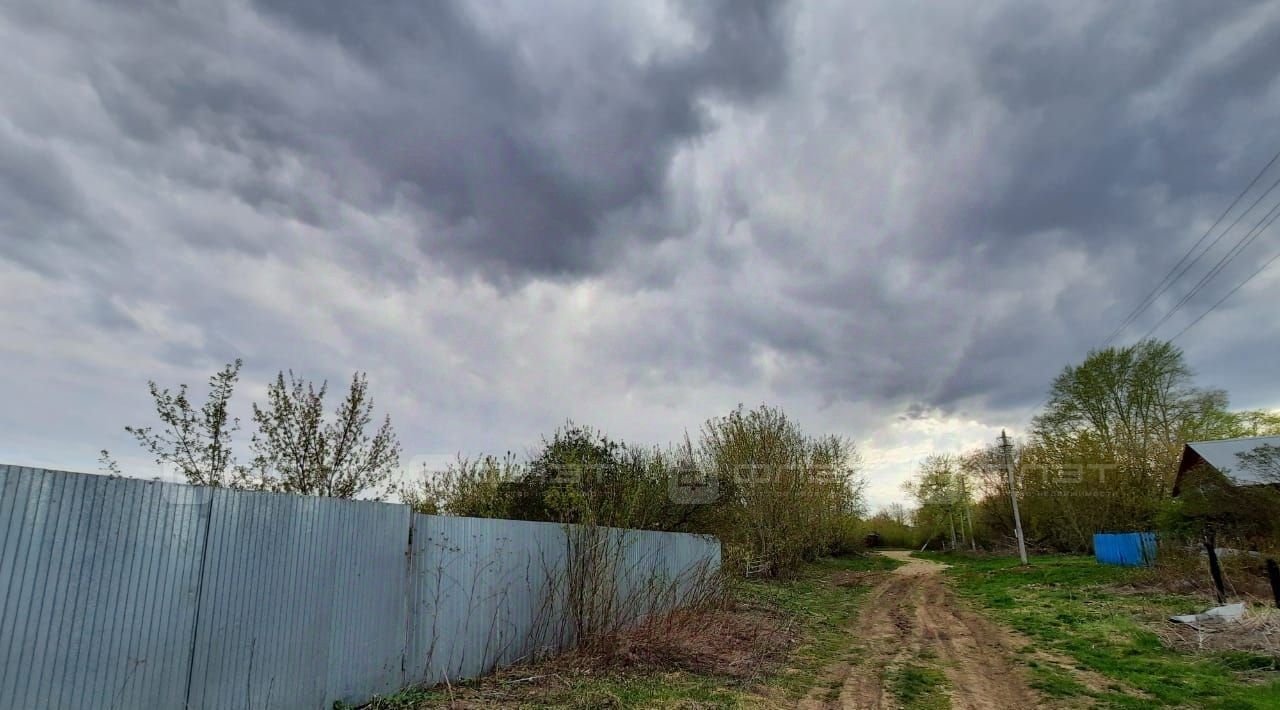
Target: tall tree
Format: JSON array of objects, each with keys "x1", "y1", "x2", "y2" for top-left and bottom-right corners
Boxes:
[
  {"x1": 1223, "y1": 409, "x2": 1280, "y2": 438},
  {"x1": 126, "y1": 360, "x2": 244, "y2": 487},
  {"x1": 882, "y1": 502, "x2": 910, "y2": 526},
  {"x1": 520, "y1": 422, "x2": 624, "y2": 523},
  {"x1": 906, "y1": 454, "x2": 971, "y2": 550},
  {"x1": 1033, "y1": 339, "x2": 1229, "y2": 496},
  {"x1": 1019, "y1": 340, "x2": 1235, "y2": 548},
  {"x1": 250, "y1": 371, "x2": 401, "y2": 499}
]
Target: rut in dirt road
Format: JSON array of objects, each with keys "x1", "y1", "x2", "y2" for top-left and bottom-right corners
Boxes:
[{"x1": 802, "y1": 551, "x2": 1042, "y2": 710}]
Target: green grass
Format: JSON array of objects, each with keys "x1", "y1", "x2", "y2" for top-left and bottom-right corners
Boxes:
[
  {"x1": 888, "y1": 659, "x2": 950, "y2": 710},
  {"x1": 917, "y1": 552, "x2": 1280, "y2": 709},
  {"x1": 349, "y1": 672, "x2": 746, "y2": 709},
  {"x1": 352, "y1": 554, "x2": 899, "y2": 709}
]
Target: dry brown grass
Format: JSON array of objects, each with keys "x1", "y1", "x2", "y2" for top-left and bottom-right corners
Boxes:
[
  {"x1": 1112, "y1": 546, "x2": 1280, "y2": 661},
  {"x1": 587, "y1": 602, "x2": 799, "y2": 679},
  {"x1": 375, "y1": 600, "x2": 801, "y2": 709},
  {"x1": 1124, "y1": 545, "x2": 1280, "y2": 602},
  {"x1": 1156, "y1": 606, "x2": 1280, "y2": 658}
]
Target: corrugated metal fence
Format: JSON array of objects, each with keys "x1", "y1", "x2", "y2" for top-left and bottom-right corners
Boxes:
[
  {"x1": 1093, "y1": 532, "x2": 1157, "y2": 567},
  {"x1": 0, "y1": 465, "x2": 721, "y2": 709}
]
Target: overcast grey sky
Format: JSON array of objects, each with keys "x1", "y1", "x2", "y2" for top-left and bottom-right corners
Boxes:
[{"x1": 2, "y1": 0, "x2": 1279, "y2": 508}]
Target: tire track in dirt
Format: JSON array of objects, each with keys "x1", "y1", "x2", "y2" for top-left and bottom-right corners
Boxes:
[{"x1": 801, "y1": 551, "x2": 1041, "y2": 710}]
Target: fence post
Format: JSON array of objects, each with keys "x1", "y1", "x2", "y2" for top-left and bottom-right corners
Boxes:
[
  {"x1": 1266, "y1": 558, "x2": 1280, "y2": 609},
  {"x1": 1204, "y1": 532, "x2": 1226, "y2": 604},
  {"x1": 403, "y1": 515, "x2": 415, "y2": 687},
  {"x1": 182, "y1": 488, "x2": 217, "y2": 710}
]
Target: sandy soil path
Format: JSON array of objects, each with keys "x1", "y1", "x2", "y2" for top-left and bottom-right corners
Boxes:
[{"x1": 799, "y1": 551, "x2": 1042, "y2": 710}]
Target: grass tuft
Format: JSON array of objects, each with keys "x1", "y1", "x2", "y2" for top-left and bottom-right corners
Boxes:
[{"x1": 888, "y1": 659, "x2": 949, "y2": 709}]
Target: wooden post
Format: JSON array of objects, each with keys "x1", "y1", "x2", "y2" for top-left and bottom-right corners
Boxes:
[
  {"x1": 1266, "y1": 558, "x2": 1280, "y2": 609},
  {"x1": 1204, "y1": 532, "x2": 1226, "y2": 604}
]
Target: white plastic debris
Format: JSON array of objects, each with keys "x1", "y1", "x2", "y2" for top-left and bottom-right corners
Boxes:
[{"x1": 1170, "y1": 602, "x2": 1246, "y2": 626}]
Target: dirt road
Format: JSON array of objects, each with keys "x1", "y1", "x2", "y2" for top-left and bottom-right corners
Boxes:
[{"x1": 800, "y1": 551, "x2": 1041, "y2": 710}]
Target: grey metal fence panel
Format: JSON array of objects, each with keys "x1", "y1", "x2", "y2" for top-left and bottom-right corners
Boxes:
[
  {"x1": 405, "y1": 518, "x2": 723, "y2": 690},
  {"x1": 666, "y1": 532, "x2": 721, "y2": 605},
  {"x1": 609, "y1": 528, "x2": 721, "y2": 622},
  {"x1": 323, "y1": 499, "x2": 411, "y2": 707},
  {"x1": 0, "y1": 466, "x2": 721, "y2": 709},
  {"x1": 186, "y1": 489, "x2": 410, "y2": 710},
  {"x1": 0, "y1": 465, "x2": 210, "y2": 710},
  {"x1": 407, "y1": 515, "x2": 571, "y2": 686},
  {"x1": 614, "y1": 528, "x2": 660, "y2": 622},
  {"x1": 185, "y1": 489, "x2": 331, "y2": 709}
]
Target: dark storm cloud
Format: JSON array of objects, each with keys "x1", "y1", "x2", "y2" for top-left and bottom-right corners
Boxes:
[
  {"x1": 943, "y1": 1, "x2": 1280, "y2": 259},
  {"x1": 0, "y1": 123, "x2": 110, "y2": 275},
  {"x1": 1, "y1": 0, "x2": 1278, "y2": 486},
  {"x1": 53, "y1": 0, "x2": 792, "y2": 281},
  {"x1": 323, "y1": 0, "x2": 790, "y2": 280},
  {"x1": 672, "y1": 0, "x2": 1280, "y2": 416},
  {"x1": 943, "y1": 1, "x2": 1280, "y2": 410}
]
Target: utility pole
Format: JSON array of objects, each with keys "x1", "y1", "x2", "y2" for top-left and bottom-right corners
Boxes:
[
  {"x1": 960, "y1": 474, "x2": 977, "y2": 551},
  {"x1": 1001, "y1": 430, "x2": 1029, "y2": 565}
]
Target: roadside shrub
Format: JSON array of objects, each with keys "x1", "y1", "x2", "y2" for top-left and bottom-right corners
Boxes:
[
  {"x1": 698, "y1": 405, "x2": 865, "y2": 576},
  {"x1": 861, "y1": 512, "x2": 917, "y2": 549},
  {"x1": 405, "y1": 406, "x2": 868, "y2": 579},
  {"x1": 827, "y1": 515, "x2": 866, "y2": 555},
  {"x1": 401, "y1": 453, "x2": 521, "y2": 517}
]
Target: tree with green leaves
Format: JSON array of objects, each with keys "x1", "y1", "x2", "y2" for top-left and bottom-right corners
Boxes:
[
  {"x1": 125, "y1": 362, "x2": 402, "y2": 500},
  {"x1": 249, "y1": 371, "x2": 401, "y2": 499},
  {"x1": 1033, "y1": 339, "x2": 1232, "y2": 495},
  {"x1": 1005, "y1": 339, "x2": 1264, "y2": 550},
  {"x1": 125, "y1": 359, "x2": 245, "y2": 487},
  {"x1": 906, "y1": 454, "x2": 976, "y2": 550},
  {"x1": 402, "y1": 454, "x2": 523, "y2": 518},
  {"x1": 401, "y1": 406, "x2": 863, "y2": 577},
  {"x1": 1214, "y1": 409, "x2": 1280, "y2": 438},
  {"x1": 863, "y1": 505, "x2": 916, "y2": 548},
  {"x1": 516, "y1": 422, "x2": 623, "y2": 522}
]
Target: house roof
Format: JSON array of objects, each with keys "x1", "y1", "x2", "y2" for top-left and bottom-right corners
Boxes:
[{"x1": 1172, "y1": 435, "x2": 1280, "y2": 495}]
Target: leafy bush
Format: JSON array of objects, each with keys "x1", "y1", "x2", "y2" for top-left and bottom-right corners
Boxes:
[{"x1": 405, "y1": 406, "x2": 867, "y2": 578}]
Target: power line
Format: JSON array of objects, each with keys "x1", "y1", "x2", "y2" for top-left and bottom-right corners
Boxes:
[
  {"x1": 1119, "y1": 172, "x2": 1280, "y2": 341},
  {"x1": 1169, "y1": 217, "x2": 1280, "y2": 343},
  {"x1": 1140, "y1": 191, "x2": 1280, "y2": 341},
  {"x1": 1103, "y1": 148, "x2": 1280, "y2": 346},
  {"x1": 1029, "y1": 146, "x2": 1280, "y2": 423},
  {"x1": 1171, "y1": 250, "x2": 1280, "y2": 342}
]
